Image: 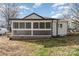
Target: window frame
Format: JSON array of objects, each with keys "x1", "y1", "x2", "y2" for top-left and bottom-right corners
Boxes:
[{"x1": 59, "y1": 24, "x2": 62, "y2": 28}]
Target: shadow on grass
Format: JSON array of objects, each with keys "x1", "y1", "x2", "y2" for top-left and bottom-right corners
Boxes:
[{"x1": 10, "y1": 35, "x2": 79, "y2": 48}]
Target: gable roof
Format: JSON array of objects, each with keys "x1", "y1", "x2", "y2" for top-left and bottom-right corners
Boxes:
[
  {"x1": 23, "y1": 13, "x2": 45, "y2": 19},
  {"x1": 9, "y1": 13, "x2": 60, "y2": 20}
]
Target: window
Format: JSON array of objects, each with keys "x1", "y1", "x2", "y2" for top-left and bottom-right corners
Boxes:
[
  {"x1": 59, "y1": 24, "x2": 62, "y2": 28},
  {"x1": 46, "y1": 22, "x2": 51, "y2": 29},
  {"x1": 13, "y1": 22, "x2": 18, "y2": 29},
  {"x1": 40, "y1": 22, "x2": 45, "y2": 29},
  {"x1": 26, "y1": 22, "x2": 31, "y2": 28},
  {"x1": 19, "y1": 22, "x2": 25, "y2": 29},
  {"x1": 33, "y1": 22, "x2": 39, "y2": 28}
]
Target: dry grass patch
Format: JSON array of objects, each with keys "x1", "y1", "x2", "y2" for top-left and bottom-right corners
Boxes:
[{"x1": 0, "y1": 35, "x2": 79, "y2": 55}]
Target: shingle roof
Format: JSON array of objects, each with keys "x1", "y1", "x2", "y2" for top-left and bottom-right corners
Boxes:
[
  {"x1": 9, "y1": 13, "x2": 60, "y2": 20},
  {"x1": 23, "y1": 13, "x2": 44, "y2": 19}
]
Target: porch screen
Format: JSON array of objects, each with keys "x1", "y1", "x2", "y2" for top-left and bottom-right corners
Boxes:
[
  {"x1": 33, "y1": 30, "x2": 51, "y2": 35},
  {"x1": 33, "y1": 22, "x2": 39, "y2": 28},
  {"x1": 46, "y1": 22, "x2": 51, "y2": 29},
  {"x1": 19, "y1": 22, "x2": 25, "y2": 29},
  {"x1": 13, "y1": 22, "x2": 18, "y2": 29},
  {"x1": 40, "y1": 22, "x2": 45, "y2": 29},
  {"x1": 26, "y1": 22, "x2": 31, "y2": 28},
  {"x1": 13, "y1": 30, "x2": 31, "y2": 35}
]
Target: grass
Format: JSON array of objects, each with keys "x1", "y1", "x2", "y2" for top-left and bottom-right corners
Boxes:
[{"x1": 1, "y1": 34, "x2": 79, "y2": 56}]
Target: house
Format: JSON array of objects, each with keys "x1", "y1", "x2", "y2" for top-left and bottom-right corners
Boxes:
[{"x1": 9, "y1": 13, "x2": 68, "y2": 39}]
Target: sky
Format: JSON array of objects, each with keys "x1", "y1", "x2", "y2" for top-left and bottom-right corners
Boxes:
[
  {"x1": 0, "y1": 3, "x2": 78, "y2": 28},
  {"x1": 16, "y1": 3, "x2": 71, "y2": 18},
  {"x1": 0, "y1": 3, "x2": 75, "y2": 26}
]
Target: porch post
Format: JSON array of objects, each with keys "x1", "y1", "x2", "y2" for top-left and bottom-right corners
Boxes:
[
  {"x1": 12, "y1": 21, "x2": 13, "y2": 36},
  {"x1": 31, "y1": 22, "x2": 33, "y2": 36}
]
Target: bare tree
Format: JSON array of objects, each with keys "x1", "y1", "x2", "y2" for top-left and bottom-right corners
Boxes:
[
  {"x1": 61, "y1": 4, "x2": 79, "y2": 30},
  {"x1": 69, "y1": 4, "x2": 79, "y2": 30},
  {"x1": 71, "y1": 4, "x2": 79, "y2": 20},
  {"x1": 0, "y1": 3, "x2": 20, "y2": 31}
]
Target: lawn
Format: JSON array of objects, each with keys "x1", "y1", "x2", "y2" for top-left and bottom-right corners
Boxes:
[{"x1": 0, "y1": 35, "x2": 79, "y2": 56}]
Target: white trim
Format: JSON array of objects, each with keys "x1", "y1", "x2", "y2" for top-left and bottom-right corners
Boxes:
[
  {"x1": 33, "y1": 29, "x2": 51, "y2": 30},
  {"x1": 12, "y1": 20, "x2": 52, "y2": 22},
  {"x1": 11, "y1": 35, "x2": 32, "y2": 36},
  {"x1": 12, "y1": 20, "x2": 68, "y2": 23},
  {"x1": 13, "y1": 29, "x2": 51, "y2": 30},
  {"x1": 13, "y1": 29, "x2": 31, "y2": 30},
  {"x1": 31, "y1": 22, "x2": 33, "y2": 36},
  {"x1": 12, "y1": 21, "x2": 13, "y2": 35},
  {"x1": 33, "y1": 35, "x2": 51, "y2": 36},
  {"x1": 12, "y1": 35, "x2": 51, "y2": 37}
]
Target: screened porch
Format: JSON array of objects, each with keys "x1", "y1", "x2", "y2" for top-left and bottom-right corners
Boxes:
[{"x1": 12, "y1": 21, "x2": 52, "y2": 37}]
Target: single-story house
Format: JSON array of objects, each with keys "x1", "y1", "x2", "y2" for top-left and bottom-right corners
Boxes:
[{"x1": 10, "y1": 13, "x2": 68, "y2": 39}]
